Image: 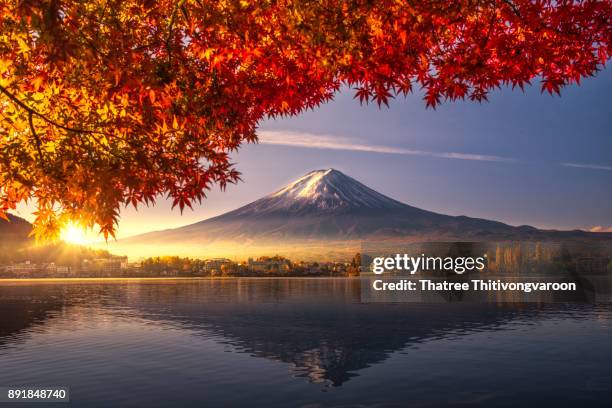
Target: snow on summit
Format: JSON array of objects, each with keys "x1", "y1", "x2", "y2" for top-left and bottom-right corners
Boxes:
[{"x1": 230, "y1": 169, "x2": 407, "y2": 215}]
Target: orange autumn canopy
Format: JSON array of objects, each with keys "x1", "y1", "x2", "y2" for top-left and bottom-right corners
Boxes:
[{"x1": 1, "y1": 0, "x2": 611, "y2": 240}]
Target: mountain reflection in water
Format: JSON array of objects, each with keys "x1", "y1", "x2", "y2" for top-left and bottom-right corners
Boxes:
[{"x1": 0, "y1": 279, "x2": 611, "y2": 407}]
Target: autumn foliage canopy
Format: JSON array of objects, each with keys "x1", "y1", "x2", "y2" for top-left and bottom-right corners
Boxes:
[{"x1": 0, "y1": 0, "x2": 611, "y2": 240}]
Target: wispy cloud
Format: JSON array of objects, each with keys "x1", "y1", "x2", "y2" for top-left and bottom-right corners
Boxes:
[
  {"x1": 259, "y1": 131, "x2": 612, "y2": 172},
  {"x1": 561, "y1": 162, "x2": 612, "y2": 171},
  {"x1": 258, "y1": 130, "x2": 515, "y2": 163}
]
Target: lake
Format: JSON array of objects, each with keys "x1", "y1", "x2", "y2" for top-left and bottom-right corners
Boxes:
[{"x1": 0, "y1": 278, "x2": 611, "y2": 407}]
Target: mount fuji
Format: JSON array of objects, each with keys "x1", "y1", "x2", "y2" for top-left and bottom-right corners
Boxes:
[{"x1": 116, "y1": 169, "x2": 610, "y2": 258}]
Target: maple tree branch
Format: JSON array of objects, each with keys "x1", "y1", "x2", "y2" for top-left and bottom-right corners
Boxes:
[
  {"x1": 73, "y1": 25, "x2": 108, "y2": 60},
  {"x1": 165, "y1": 0, "x2": 187, "y2": 64},
  {"x1": 499, "y1": 0, "x2": 580, "y2": 39},
  {"x1": 0, "y1": 84, "x2": 129, "y2": 161},
  {"x1": 0, "y1": 84, "x2": 110, "y2": 136},
  {"x1": 165, "y1": 7, "x2": 178, "y2": 63},
  {"x1": 8, "y1": 171, "x2": 34, "y2": 189},
  {"x1": 482, "y1": 0, "x2": 498, "y2": 48},
  {"x1": 27, "y1": 111, "x2": 47, "y2": 173},
  {"x1": 500, "y1": 0, "x2": 522, "y2": 19}
]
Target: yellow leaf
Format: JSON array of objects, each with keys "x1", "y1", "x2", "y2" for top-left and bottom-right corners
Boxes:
[
  {"x1": 202, "y1": 48, "x2": 215, "y2": 60},
  {"x1": 0, "y1": 59, "x2": 11, "y2": 73},
  {"x1": 16, "y1": 37, "x2": 30, "y2": 54},
  {"x1": 32, "y1": 76, "x2": 44, "y2": 91}
]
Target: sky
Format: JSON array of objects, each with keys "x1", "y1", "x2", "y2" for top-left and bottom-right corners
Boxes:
[{"x1": 16, "y1": 67, "x2": 612, "y2": 241}]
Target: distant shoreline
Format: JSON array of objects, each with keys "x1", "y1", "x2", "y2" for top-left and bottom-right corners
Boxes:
[{"x1": 0, "y1": 276, "x2": 354, "y2": 284}]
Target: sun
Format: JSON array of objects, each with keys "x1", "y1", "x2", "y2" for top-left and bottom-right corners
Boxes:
[{"x1": 60, "y1": 223, "x2": 90, "y2": 245}]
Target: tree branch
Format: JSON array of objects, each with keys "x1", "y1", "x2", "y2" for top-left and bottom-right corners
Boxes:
[
  {"x1": 500, "y1": 0, "x2": 522, "y2": 19},
  {"x1": 0, "y1": 84, "x2": 110, "y2": 136},
  {"x1": 0, "y1": 84, "x2": 128, "y2": 161},
  {"x1": 27, "y1": 111, "x2": 47, "y2": 172},
  {"x1": 500, "y1": 0, "x2": 580, "y2": 38},
  {"x1": 165, "y1": 0, "x2": 187, "y2": 64}
]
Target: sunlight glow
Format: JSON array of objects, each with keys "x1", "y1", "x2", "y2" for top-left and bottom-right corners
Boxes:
[{"x1": 60, "y1": 223, "x2": 91, "y2": 245}]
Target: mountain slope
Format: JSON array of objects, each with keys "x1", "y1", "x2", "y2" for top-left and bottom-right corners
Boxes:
[
  {"x1": 224, "y1": 169, "x2": 408, "y2": 216},
  {"x1": 120, "y1": 169, "x2": 611, "y2": 257},
  {"x1": 0, "y1": 214, "x2": 32, "y2": 244},
  {"x1": 0, "y1": 214, "x2": 33, "y2": 261}
]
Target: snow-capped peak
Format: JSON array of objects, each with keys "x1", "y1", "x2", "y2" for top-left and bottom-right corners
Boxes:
[
  {"x1": 272, "y1": 169, "x2": 342, "y2": 200},
  {"x1": 228, "y1": 168, "x2": 407, "y2": 216}
]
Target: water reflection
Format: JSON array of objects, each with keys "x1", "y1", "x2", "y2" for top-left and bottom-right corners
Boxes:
[
  {"x1": 0, "y1": 279, "x2": 611, "y2": 407},
  {"x1": 0, "y1": 286, "x2": 65, "y2": 349},
  {"x1": 125, "y1": 281, "x2": 552, "y2": 386},
  {"x1": 0, "y1": 279, "x2": 589, "y2": 386}
]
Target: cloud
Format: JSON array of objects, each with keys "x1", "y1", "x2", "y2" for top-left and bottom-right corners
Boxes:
[
  {"x1": 258, "y1": 130, "x2": 515, "y2": 163},
  {"x1": 258, "y1": 131, "x2": 612, "y2": 172},
  {"x1": 561, "y1": 162, "x2": 612, "y2": 171},
  {"x1": 588, "y1": 226, "x2": 612, "y2": 233}
]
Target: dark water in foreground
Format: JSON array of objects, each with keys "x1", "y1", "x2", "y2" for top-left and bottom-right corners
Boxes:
[{"x1": 0, "y1": 278, "x2": 611, "y2": 407}]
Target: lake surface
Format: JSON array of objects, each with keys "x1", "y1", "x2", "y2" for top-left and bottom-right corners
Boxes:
[{"x1": 0, "y1": 278, "x2": 611, "y2": 407}]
